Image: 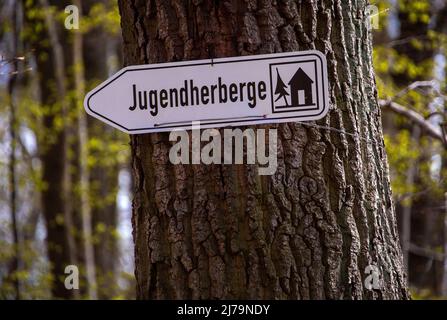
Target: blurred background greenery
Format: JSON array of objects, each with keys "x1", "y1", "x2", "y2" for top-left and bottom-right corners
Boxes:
[{"x1": 0, "y1": 0, "x2": 447, "y2": 299}]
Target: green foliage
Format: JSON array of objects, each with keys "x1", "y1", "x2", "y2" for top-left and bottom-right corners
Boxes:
[
  {"x1": 411, "y1": 288, "x2": 447, "y2": 300},
  {"x1": 0, "y1": 0, "x2": 134, "y2": 300},
  {"x1": 0, "y1": 238, "x2": 52, "y2": 299},
  {"x1": 81, "y1": 3, "x2": 121, "y2": 35},
  {"x1": 398, "y1": 0, "x2": 431, "y2": 24},
  {"x1": 384, "y1": 131, "x2": 420, "y2": 202},
  {"x1": 373, "y1": 0, "x2": 447, "y2": 299}
]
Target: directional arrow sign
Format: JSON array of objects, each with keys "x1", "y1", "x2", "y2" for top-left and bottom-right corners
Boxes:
[{"x1": 84, "y1": 50, "x2": 329, "y2": 134}]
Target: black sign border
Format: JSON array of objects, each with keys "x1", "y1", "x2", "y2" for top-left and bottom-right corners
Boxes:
[{"x1": 269, "y1": 59, "x2": 320, "y2": 114}]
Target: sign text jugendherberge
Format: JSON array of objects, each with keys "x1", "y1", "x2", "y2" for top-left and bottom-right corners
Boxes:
[{"x1": 84, "y1": 51, "x2": 329, "y2": 134}]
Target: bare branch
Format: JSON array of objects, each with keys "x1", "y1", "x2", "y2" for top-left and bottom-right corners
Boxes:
[
  {"x1": 393, "y1": 80, "x2": 437, "y2": 100},
  {"x1": 379, "y1": 99, "x2": 447, "y2": 146},
  {"x1": 409, "y1": 243, "x2": 446, "y2": 261},
  {"x1": 384, "y1": 34, "x2": 429, "y2": 48}
]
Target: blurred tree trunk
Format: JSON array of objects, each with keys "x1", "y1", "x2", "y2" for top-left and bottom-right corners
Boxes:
[
  {"x1": 436, "y1": 2, "x2": 447, "y2": 297},
  {"x1": 391, "y1": 0, "x2": 440, "y2": 293},
  {"x1": 7, "y1": 0, "x2": 20, "y2": 299},
  {"x1": 400, "y1": 127, "x2": 420, "y2": 272},
  {"x1": 72, "y1": 0, "x2": 97, "y2": 299},
  {"x1": 434, "y1": 2, "x2": 447, "y2": 297},
  {"x1": 83, "y1": 0, "x2": 121, "y2": 299},
  {"x1": 119, "y1": 0, "x2": 409, "y2": 299},
  {"x1": 30, "y1": 0, "x2": 77, "y2": 299}
]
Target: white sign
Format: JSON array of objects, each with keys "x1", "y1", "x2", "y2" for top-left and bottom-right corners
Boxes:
[{"x1": 84, "y1": 50, "x2": 329, "y2": 134}]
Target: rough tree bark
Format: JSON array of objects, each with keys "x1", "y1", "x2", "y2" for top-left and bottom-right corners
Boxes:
[{"x1": 118, "y1": 0, "x2": 410, "y2": 299}]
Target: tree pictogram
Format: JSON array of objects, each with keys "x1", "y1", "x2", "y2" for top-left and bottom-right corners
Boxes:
[{"x1": 274, "y1": 68, "x2": 289, "y2": 106}]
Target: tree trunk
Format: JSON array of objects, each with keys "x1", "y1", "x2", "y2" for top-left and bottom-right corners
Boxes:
[
  {"x1": 83, "y1": 0, "x2": 121, "y2": 299},
  {"x1": 7, "y1": 0, "x2": 20, "y2": 299},
  {"x1": 391, "y1": 0, "x2": 440, "y2": 293},
  {"x1": 118, "y1": 0, "x2": 409, "y2": 299},
  {"x1": 73, "y1": 0, "x2": 98, "y2": 300},
  {"x1": 435, "y1": 2, "x2": 447, "y2": 298},
  {"x1": 400, "y1": 126, "x2": 420, "y2": 272},
  {"x1": 31, "y1": 0, "x2": 77, "y2": 299}
]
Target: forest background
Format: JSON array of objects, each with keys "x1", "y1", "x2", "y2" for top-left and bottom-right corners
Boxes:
[{"x1": 1, "y1": 0, "x2": 447, "y2": 299}]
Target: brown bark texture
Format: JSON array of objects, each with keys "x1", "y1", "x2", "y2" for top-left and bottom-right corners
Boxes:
[{"x1": 118, "y1": 0, "x2": 410, "y2": 299}]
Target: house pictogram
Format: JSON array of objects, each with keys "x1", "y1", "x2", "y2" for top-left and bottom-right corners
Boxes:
[
  {"x1": 288, "y1": 68, "x2": 315, "y2": 107},
  {"x1": 272, "y1": 66, "x2": 316, "y2": 111}
]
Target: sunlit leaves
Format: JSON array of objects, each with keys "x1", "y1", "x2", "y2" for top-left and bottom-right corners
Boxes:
[
  {"x1": 384, "y1": 130, "x2": 419, "y2": 200},
  {"x1": 398, "y1": 0, "x2": 431, "y2": 24}
]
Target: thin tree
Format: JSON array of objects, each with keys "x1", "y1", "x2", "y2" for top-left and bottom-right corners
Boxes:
[
  {"x1": 6, "y1": 0, "x2": 21, "y2": 300},
  {"x1": 73, "y1": 0, "x2": 97, "y2": 300},
  {"x1": 83, "y1": 0, "x2": 121, "y2": 299},
  {"x1": 389, "y1": 0, "x2": 437, "y2": 292},
  {"x1": 25, "y1": 0, "x2": 78, "y2": 298},
  {"x1": 274, "y1": 68, "x2": 289, "y2": 106}
]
